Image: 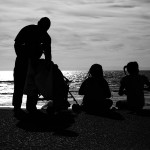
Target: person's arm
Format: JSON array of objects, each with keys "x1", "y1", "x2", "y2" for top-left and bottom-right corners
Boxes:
[
  {"x1": 14, "y1": 26, "x2": 28, "y2": 57},
  {"x1": 14, "y1": 38, "x2": 27, "y2": 57},
  {"x1": 79, "y1": 80, "x2": 88, "y2": 95},
  {"x1": 43, "y1": 36, "x2": 52, "y2": 69},
  {"x1": 45, "y1": 44, "x2": 51, "y2": 60},
  {"x1": 44, "y1": 37, "x2": 51, "y2": 61},
  {"x1": 118, "y1": 78, "x2": 125, "y2": 96},
  {"x1": 105, "y1": 81, "x2": 111, "y2": 98},
  {"x1": 143, "y1": 76, "x2": 150, "y2": 91}
]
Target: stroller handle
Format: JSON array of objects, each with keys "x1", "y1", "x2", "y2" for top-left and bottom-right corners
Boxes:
[{"x1": 63, "y1": 76, "x2": 78, "y2": 104}]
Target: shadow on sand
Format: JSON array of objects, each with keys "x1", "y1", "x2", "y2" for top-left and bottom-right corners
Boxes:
[
  {"x1": 84, "y1": 109, "x2": 125, "y2": 120},
  {"x1": 16, "y1": 110, "x2": 79, "y2": 137},
  {"x1": 128, "y1": 109, "x2": 150, "y2": 117},
  {"x1": 85, "y1": 108, "x2": 150, "y2": 120}
]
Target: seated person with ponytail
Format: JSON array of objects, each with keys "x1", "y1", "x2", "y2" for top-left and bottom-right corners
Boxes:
[{"x1": 116, "y1": 61, "x2": 150, "y2": 112}]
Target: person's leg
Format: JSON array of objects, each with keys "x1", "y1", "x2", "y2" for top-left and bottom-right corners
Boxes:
[
  {"x1": 128, "y1": 99, "x2": 144, "y2": 112},
  {"x1": 80, "y1": 98, "x2": 91, "y2": 112},
  {"x1": 12, "y1": 57, "x2": 28, "y2": 111},
  {"x1": 104, "y1": 98, "x2": 113, "y2": 109},
  {"x1": 93, "y1": 99, "x2": 113, "y2": 113},
  {"x1": 116, "y1": 100, "x2": 128, "y2": 110},
  {"x1": 26, "y1": 95, "x2": 38, "y2": 113}
]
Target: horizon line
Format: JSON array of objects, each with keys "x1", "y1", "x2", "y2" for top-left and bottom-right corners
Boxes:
[{"x1": 0, "y1": 68, "x2": 150, "y2": 72}]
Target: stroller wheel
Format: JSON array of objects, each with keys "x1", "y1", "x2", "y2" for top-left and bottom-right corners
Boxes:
[{"x1": 72, "y1": 104, "x2": 81, "y2": 113}]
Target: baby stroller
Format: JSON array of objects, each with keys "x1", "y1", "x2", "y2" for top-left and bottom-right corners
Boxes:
[
  {"x1": 40, "y1": 75, "x2": 81, "y2": 114},
  {"x1": 24, "y1": 59, "x2": 80, "y2": 114}
]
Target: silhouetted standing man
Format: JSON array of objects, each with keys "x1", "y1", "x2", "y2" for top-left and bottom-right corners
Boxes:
[{"x1": 13, "y1": 17, "x2": 51, "y2": 116}]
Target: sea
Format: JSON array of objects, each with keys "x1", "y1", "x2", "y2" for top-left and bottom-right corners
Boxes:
[{"x1": 0, "y1": 70, "x2": 150, "y2": 109}]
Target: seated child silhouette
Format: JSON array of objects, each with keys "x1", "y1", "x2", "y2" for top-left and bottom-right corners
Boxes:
[
  {"x1": 79, "y1": 64, "x2": 113, "y2": 113},
  {"x1": 116, "y1": 61, "x2": 150, "y2": 111}
]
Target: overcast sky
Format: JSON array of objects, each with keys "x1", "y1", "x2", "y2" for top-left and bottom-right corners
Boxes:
[{"x1": 0, "y1": 0, "x2": 150, "y2": 71}]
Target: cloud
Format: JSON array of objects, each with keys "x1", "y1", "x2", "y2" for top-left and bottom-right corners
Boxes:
[{"x1": 0, "y1": 0, "x2": 150, "y2": 70}]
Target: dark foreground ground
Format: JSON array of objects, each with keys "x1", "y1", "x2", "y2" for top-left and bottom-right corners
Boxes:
[{"x1": 0, "y1": 107, "x2": 150, "y2": 150}]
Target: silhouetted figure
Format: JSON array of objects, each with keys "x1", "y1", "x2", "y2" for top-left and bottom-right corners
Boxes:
[
  {"x1": 116, "y1": 61, "x2": 150, "y2": 112},
  {"x1": 13, "y1": 17, "x2": 51, "y2": 116},
  {"x1": 79, "y1": 64, "x2": 113, "y2": 113}
]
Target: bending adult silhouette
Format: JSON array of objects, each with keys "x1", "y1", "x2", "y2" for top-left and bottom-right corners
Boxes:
[{"x1": 13, "y1": 17, "x2": 51, "y2": 116}]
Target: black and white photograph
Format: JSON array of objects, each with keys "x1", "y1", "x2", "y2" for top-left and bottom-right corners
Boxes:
[{"x1": 0, "y1": 0, "x2": 150, "y2": 149}]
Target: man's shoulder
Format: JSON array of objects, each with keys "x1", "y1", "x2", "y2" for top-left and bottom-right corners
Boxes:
[
  {"x1": 20, "y1": 24, "x2": 38, "y2": 32},
  {"x1": 23, "y1": 24, "x2": 37, "y2": 28},
  {"x1": 15, "y1": 24, "x2": 39, "y2": 41}
]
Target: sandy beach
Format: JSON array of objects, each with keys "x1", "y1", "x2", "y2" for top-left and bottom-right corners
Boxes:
[{"x1": 0, "y1": 107, "x2": 150, "y2": 150}]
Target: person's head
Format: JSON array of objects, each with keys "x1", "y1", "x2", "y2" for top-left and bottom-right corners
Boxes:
[
  {"x1": 38, "y1": 17, "x2": 51, "y2": 32},
  {"x1": 89, "y1": 64, "x2": 103, "y2": 78},
  {"x1": 124, "y1": 61, "x2": 139, "y2": 75}
]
